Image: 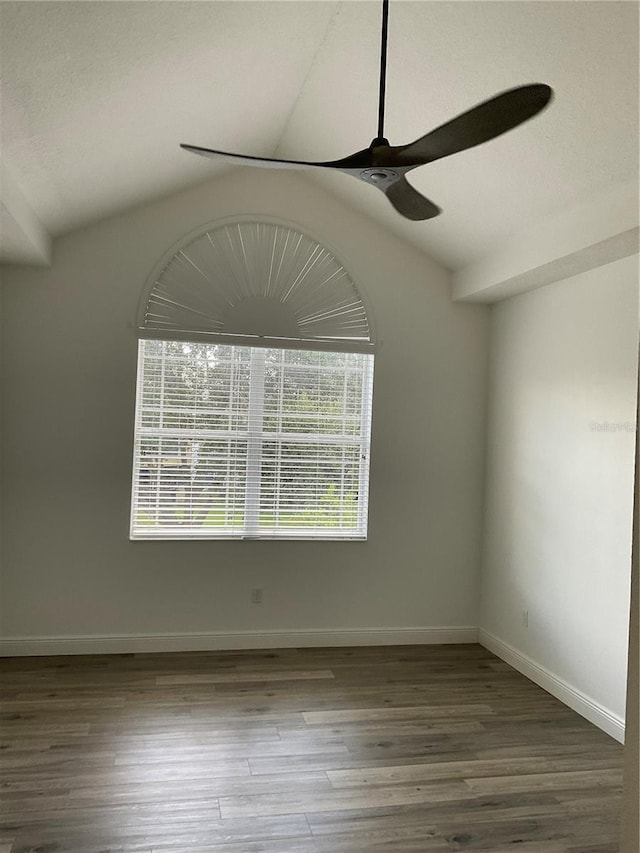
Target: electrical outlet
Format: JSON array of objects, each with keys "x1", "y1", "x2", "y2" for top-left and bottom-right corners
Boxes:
[
  {"x1": 250, "y1": 588, "x2": 263, "y2": 605},
  {"x1": 523, "y1": 609, "x2": 529, "y2": 628}
]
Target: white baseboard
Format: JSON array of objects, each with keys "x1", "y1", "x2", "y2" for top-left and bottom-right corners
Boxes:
[
  {"x1": 478, "y1": 628, "x2": 625, "y2": 744},
  {"x1": 0, "y1": 626, "x2": 478, "y2": 658}
]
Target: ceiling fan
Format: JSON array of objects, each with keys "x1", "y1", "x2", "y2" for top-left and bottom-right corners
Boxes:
[{"x1": 181, "y1": 0, "x2": 553, "y2": 221}]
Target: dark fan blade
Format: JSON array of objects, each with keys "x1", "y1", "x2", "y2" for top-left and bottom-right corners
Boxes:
[
  {"x1": 181, "y1": 144, "x2": 321, "y2": 169},
  {"x1": 392, "y1": 84, "x2": 553, "y2": 166},
  {"x1": 384, "y1": 178, "x2": 441, "y2": 221},
  {"x1": 180, "y1": 144, "x2": 376, "y2": 171}
]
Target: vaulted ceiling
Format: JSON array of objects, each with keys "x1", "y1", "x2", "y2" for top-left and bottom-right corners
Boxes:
[{"x1": 1, "y1": 1, "x2": 638, "y2": 269}]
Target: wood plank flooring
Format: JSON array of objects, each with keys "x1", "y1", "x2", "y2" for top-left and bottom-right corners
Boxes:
[{"x1": 0, "y1": 644, "x2": 624, "y2": 852}]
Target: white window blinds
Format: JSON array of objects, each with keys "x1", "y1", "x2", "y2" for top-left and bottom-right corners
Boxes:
[{"x1": 130, "y1": 339, "x2": 374, "y2": 540}]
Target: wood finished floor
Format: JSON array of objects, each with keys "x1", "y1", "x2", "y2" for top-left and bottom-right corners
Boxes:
[{"x1": 0, "y1": 644, "x2": 624, "y2": 853}]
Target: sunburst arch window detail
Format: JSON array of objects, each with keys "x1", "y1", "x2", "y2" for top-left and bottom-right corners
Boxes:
[
  {"x1": 139, "y1": 220, "x2": 375, "y2": 353},
  {"x1": 132, "y1": 219, "x2": 375, "y2": 541}
]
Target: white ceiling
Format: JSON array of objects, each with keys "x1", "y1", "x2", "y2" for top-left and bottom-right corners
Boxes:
[{"x1": 1, "y1": 0, "x2": 638, "y2": 269}]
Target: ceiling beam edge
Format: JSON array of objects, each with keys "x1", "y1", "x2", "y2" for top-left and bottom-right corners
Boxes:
[
  {"x1": 451, "y1": 181, "x2": 639, "y2": 304},
  {"x1": 0, "y1": 161, "x2": 52, "y2": 266}
]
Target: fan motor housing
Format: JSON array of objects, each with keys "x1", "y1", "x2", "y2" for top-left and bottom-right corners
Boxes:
[{"x1": 359, "y1": 168, "x2": 399, "y2": 186}]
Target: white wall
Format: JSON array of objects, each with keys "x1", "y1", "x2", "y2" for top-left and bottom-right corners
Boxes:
[
  {"x1": 480, "y1": 255, "x2": 639, "y2": 736},
  {"x1": 622, "y1": 337, "x2": 639, "y2": 850},
  {"x1": 0, "y1": 169, "x2": 489, "y2": 648}
]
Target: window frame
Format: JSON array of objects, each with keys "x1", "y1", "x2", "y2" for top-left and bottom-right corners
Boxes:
[{"x1": 129, "y1": 338, "x2": 375, "y2": 542}]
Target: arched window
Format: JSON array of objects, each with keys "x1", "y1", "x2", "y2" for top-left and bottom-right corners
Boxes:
[{"x1": 130, "y1": 219, "x2": 376, "y2": 540}]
